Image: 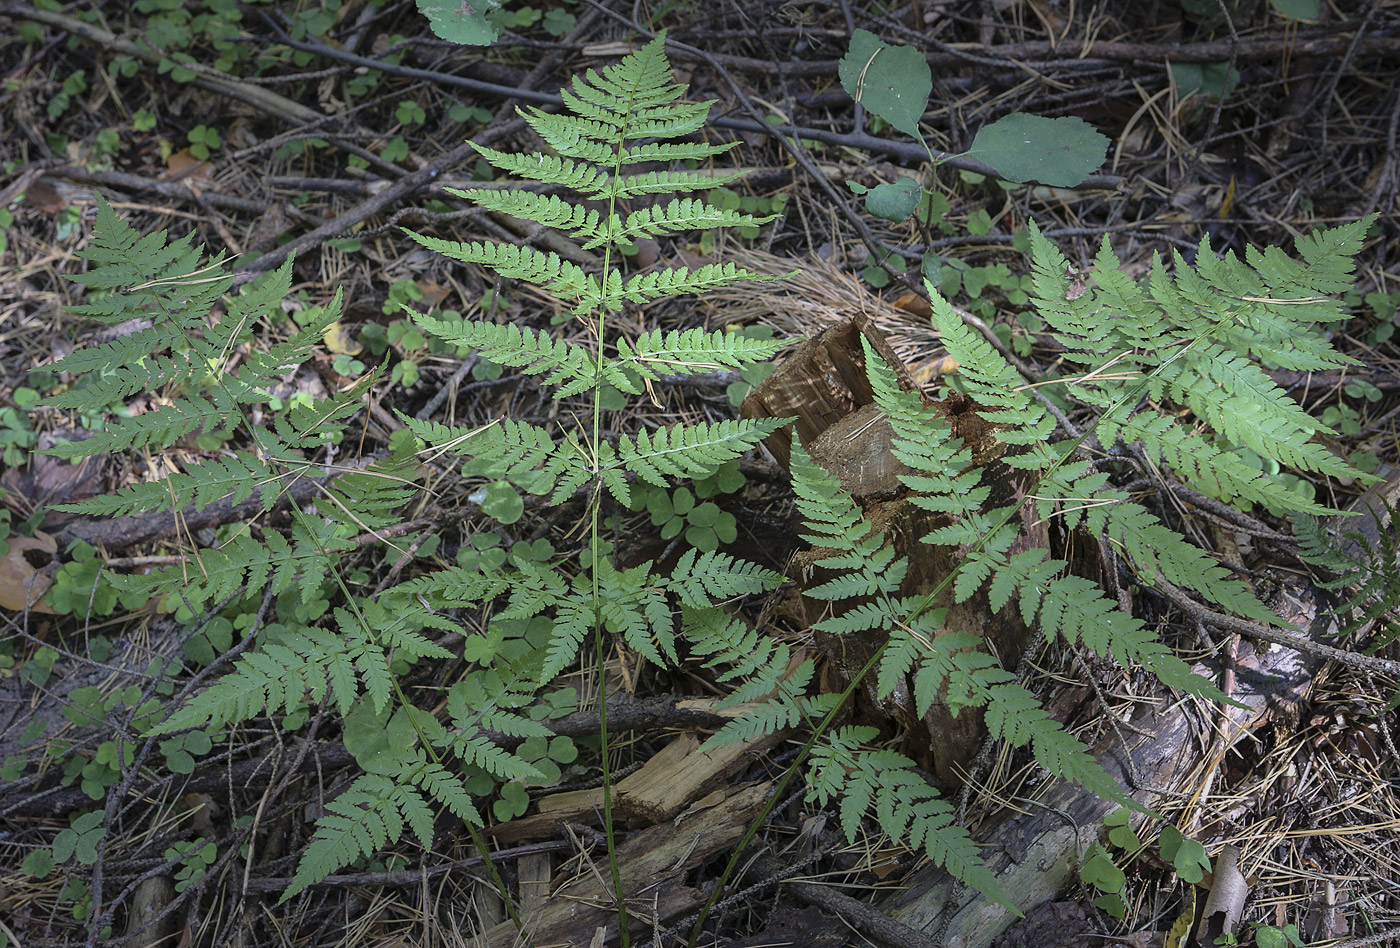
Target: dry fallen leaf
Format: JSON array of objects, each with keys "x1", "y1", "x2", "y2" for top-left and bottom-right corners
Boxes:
[
  {"x1": 0, "y1": 534, "x2": 58, "y2": 613},
  {"x1": 162, "y1": 149, "x2": 213, "y2": 182},
  {"x1": 322, "y1": 321, "x2": 363, "y2": 356}
]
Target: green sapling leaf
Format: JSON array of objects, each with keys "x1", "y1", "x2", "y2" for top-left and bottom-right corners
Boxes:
[
  {"x1": 839, "y1": 30, "x2": 931, "y2": 139},
  {"x1": 921, "y1": 252, "x2": 944, "y2": 289},
  {"x1": 1269, "y1": 0, "x2": 1318, "y2": 20},
  {"x1": 966, "y1": 113, "x2": 1109, "y2": 187},
  {"x1": 1159, "y1": 825, "x2": 1211, "y2": 883},
  {"x1": 417, "y1": 0, "x2": 499, "y2": 46},
  {"x1": 864, "y1": 176, "x2": 923, "y2": 223},
  {"x1": 477, "y1": 481, "x2": 524, "y2": 524}
]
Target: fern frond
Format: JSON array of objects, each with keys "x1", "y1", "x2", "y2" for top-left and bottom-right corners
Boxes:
[
  {"x1": 45, "y1": 353, "x2": 207, "y2": 411},
  {"x1": 402, "y1": 232, "x2": 598, "y2": 307},
  {"x1": 451, "y1": 189, "x2": 600, "y2": 240},
  {"x1": 45, "y1": 324, "x2": 183, "y2": 376},
  {"x1": 788, "y1": 437, "x2": 881, "y2": 554},
  {"x1": 402, "y1": 415, "x2": 591, "y2": 505},
  {"x1": 281, "y1": 773, "x2": 432, "y2": 901},
  {"x1": 539, "y1": 595, "x2": 593, "y2": 684},
  {"x1": 617, "y1": 262, "x2": 775, "y2": 305},
  {"x1": 586, "y1": 199, "x2": 774, "y2": 249},
  {"x1": 46, "y1": 391, "x2": 241, "y2": 459},
  {"x1": 466, "y1": 147, "x2": 612, "y2": 193},
  {"x1": 612, "y1": 168, "x2": 749, "y2": 197},
  {"x1": 1092, "y1": 499, "x2": 1278, "y2": 623},
  {"x1": 115, "y1": 526, "x2": 346, "y2": 612},
  {"x1": 596, "y1": 559, "x2": 675, "y2": 667},
  {"x1": 397, "y1": 564, "x2": 510, "y2": 607},
  {"x1": 666, "y1": 549, "x2": 783, "y2": 608},
  {"x1": 686, "y1": 607, "x2": 789, "y2": 685},
  {"x1": 411, "y1": 760, "x2": 483, "y2": 826},
  {"x1": 52, "y1": 451, "x2": 281, "y2": 515},
  {"x1": 808, "y1": 728, "x2": 1010, "y2": 906},
  {"x1": 1172, "y1": 342, "x2": 1353, "y2": 477},
  {"x1": 412, "y1": 315, "x2": 634, "y2": 398},
  {"x1": 1114, "y1": 414, "x2": 1335, "y2": 516},
  {"x1": 704, "y1": 690, "x2": 839, "y2": 748},
  {"x1": 148, "y1": 627, "x2": 344, "y2": 734}
]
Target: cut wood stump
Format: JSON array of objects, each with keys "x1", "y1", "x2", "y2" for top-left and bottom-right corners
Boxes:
[{"x1": 742, "y1": 317, "x2": 1045, "y2": 785}]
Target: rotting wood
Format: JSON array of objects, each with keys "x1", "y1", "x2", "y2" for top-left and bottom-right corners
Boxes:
[
  {"x1": 516, "y1": 853, "x2": 553, "y2": 918},
  {"x1": 486, "y1": 729, "x2": 787, "y2": 844},
  {"x1": 743, "y1": 318, "x2": 1044, "y2": 785},
  {"x1": 479, "y1": 780, "x2": 771, "y2": 948}
]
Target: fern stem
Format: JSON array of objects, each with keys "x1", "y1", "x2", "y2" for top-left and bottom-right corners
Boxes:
[{"x1": 588, "y1": 76, "x2": 634, "y2": 943}]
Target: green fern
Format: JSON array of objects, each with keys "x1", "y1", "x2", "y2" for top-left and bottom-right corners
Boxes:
[{"x1": 49, "y1": 27, "x2": 1382, "y2": 922}]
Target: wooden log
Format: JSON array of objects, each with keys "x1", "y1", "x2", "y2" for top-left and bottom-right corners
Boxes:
[{"x1": 486, "y1": 730, "x2": 786, "y2": 843}]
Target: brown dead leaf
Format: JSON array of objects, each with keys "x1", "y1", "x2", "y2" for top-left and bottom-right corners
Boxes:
[
  {"x1": 25, "y1": 179, "x2": 66, "y2": 214},
  {"x1": 2, "y1": 453, "x2": 96, "y2": 517},
  {"x1": 0, "y1": 534, "x2": 57, "y2": 613},
  {"x1": 894, "y1": 292, "x2": 932, "y2": 318},
  {"x1": 417, "y1": 281, "x2": 451, "y2": 308},
  {"x1": 162, "y1": 149, "x2": 213, "y2": 182}
]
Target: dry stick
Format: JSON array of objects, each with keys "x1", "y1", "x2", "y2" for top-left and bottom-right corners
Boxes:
[
  {"x1": 1151, "y1": 571, "x2": 1400, "y2": 678},
  {"x1": 228, "y1": 17, "x2": 1125, "y2": 189},
  {"x1": 49, "y1": 168, "x2": 275, "y2": 215},
  {"x1": 0, "y1": 2, "x2": 326, "y2": 126},
  {"x1": 785, "y1": 879, "x2": 945, "y2": 948},
  {"x1": 239, "y1": 840, "x2": 575, "y2": 893}
]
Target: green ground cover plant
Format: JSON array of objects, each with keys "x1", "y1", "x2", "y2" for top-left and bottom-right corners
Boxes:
[{"x1": 25, "y1": 27, "x2": 1382, "y2": 945}]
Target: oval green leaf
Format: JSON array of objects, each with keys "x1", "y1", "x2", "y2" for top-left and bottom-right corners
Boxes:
[
  {"x1": 416, "y1": 0, "x2": 499, "y2": 45},
  {"x1": 865, "y1": 176, "x2": 923, "y2": 223},
  {"x1": 967, "y1": 113, "x2": 1109, "y2": 187},
  {"x1": 838, "y1": 30, "x2": 931, "y2": 139}
]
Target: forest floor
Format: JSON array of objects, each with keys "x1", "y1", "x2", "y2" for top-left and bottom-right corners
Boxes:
[{"x1": 1, "y1": 1, "x2": 1399, "y2": 947}]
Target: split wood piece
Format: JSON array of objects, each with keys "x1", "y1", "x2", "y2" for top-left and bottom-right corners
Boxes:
[
  {"x1": 517, "y1": 853, "x2": 553, "y2": 917},
  {"x1": 486, "y1": 730, "x2": 786, "y2": 844},
  {"x1": 740, "y1": 316, "x2": 916, "y2": 481},
  {"x1": 880, "y1": 481, "x2": 1398, "y2": 948},
  {"x1": 479, "y1": 780, "x2": 771, "y2": 948},
  {"x1": 744, "y1": 317, "x2": 1042, "y2": 785}
]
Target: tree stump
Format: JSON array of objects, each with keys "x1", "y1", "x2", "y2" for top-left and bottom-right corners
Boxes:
[{"x1": 742, "y1": 317, "x2": 1046, "y2": 785}]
